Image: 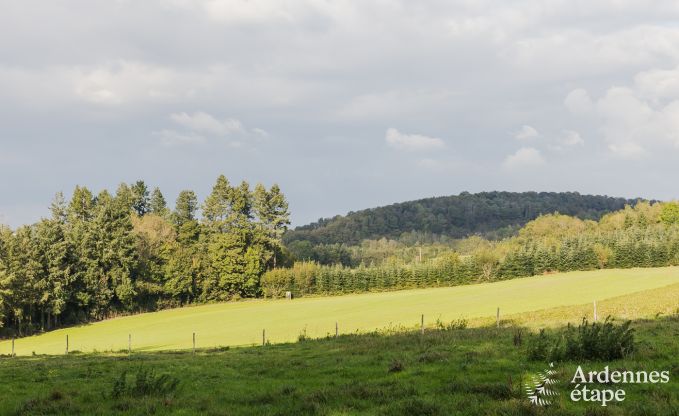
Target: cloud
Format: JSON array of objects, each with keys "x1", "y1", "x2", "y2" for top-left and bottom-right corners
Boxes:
[
  {"x1": 170, "y1": 111, "x2": 244, "y2": 135},
  {"x1": 154, "y1": 129, "x2": 206, "y2": 146},
  {"x1": 335, "y1": 90, "x2": 455, "y2": 122},
  {"x1": 503, "y1": 147, "x2": 545, "y2": 170},
  {"x1": 154, "y1": 111, "x2": 265, "y2": 147},
  {"x1": 73, "y1": 61, "x2": 183, "y2": 105},
  {"x1": 514, "y1": 125, "x2": 539, "y2": 140},
  {"x1": 385, "y1": 128, "x2": 445, "y2": 151},
  {"x1": 564, "y1": 89, "x2": 593, "y2": 115},
  {"x1": 608, "y1": 142, "x2": 646, "y2": 159},
  {"x1": 567, "y1": 68, "x2": 679, "y2": 159},
  {"x1": 559, "y1": 130, "x2": 584, "y2": 146}
]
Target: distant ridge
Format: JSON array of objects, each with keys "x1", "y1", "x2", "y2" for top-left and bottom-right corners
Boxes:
[{"x1": 284, "y1": 191, "x2": 644, "y2": 245}]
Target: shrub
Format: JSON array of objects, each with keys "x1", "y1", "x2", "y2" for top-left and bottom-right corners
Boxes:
[
  {"x1": 110, "y1": 368, "x2": 180, "y2": 399},
  {"x1": 434, "y1": 318, "x2": 468, "y2": 331},
  {"x1": 527, "y1": 317, "x2": 635, "y2": 361}
]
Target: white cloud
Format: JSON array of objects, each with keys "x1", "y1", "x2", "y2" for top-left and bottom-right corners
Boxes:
[
  {"x1": 514, "y1": 125, "x2": 539, "y2": 140},
  {"x1": 503, "y1": 147, "x2": 545, "y2": 170},
  {"x1": 567, "y1": 68, "x2": 679, "y2": 158},
  {"x1": 154, "y1": 129, "x2": 206, "y2": 146},
  {"x1": 252, "y1": 128, "x2": 269, "y2": 137},
  {"x1": 608, "y1": 142, "x2": 646, "y2": 159},
  {"x1": 559, "y1": 130, "x2": 584, "y2": 146},
  {"x1": 564, "y1": 89, "x2": 593, "y2": 115},
  {"x1": 385, "y1": 128, "x2": 445, "y2": 151},
  {"x1": 73, "y1": 61, "x2": 182, "y2": 105},
  {"x1": 156, "y1": 111, "x2": 265, "y2": 147},
  {"x1": 335, "y1": 90, "x2": 455, "y2": 122},
  {"x1": 170, "y1": 111, "x2": 244, "y2": 135}
]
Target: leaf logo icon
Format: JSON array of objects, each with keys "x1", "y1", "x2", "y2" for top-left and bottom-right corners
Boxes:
[{"x1": 525, "y1": 362, "x2": 559, "y2": 406}]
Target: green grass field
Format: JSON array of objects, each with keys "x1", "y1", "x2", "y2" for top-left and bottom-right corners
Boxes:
[
  {"x1": 3, "y1": 266, "x2": 679, "y2": 356},
  {"x1": 0, "y1": 295, "x2": 677, "y2": 415}
]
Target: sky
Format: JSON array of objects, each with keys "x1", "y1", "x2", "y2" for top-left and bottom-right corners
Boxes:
[{"x1": 3, "y1": 1, "x2": 679, "y2": 228}]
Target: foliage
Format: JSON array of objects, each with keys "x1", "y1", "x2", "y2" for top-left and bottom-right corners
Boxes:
[
  {"x1": 527, "y1": 318, "x2": 635, "y2": 361},
  {"x1": 285, "y1": 191, "x2": 641, "y2": 246},
  {"x1": 271, "y1": 201, "x2": 679, "y2": 297},
  {"x1": 111, "y1": 367, "x2": 179, "y2": 398},
  {"x1": 0, "y1": 176, "x2": 289, "y2": 336}
]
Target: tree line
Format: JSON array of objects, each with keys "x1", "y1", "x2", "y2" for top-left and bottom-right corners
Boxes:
[
  {"x1": 0, "y1": 175, "x2": 289, "y2": 336},
  {"x1": 261, "y1": 202, "x2": 679, "y2": 298},
  {"x1": 284, "y1": 191, "x2": 643, "y2": 247}
]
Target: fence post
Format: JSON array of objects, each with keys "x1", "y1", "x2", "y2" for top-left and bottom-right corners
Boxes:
[
  {"x1": 65, "y1": 334, "x2": 69, "y2": 355},
  {"x1": 262, "y1": 329, "x2": 266, "y2": 346},
  {"x1": 496, "y1": 307, "x2": 500, "y2": 328},
  {"x1": 421, "y1": 314, "x2": 424, "y2": 335},
  {"x1": 593, "y1": 301, "x2": 598, "y2": 322},
  {"x1": 192, "y1": 332, "x2": 196, "y2": 355},
  {"x1": 335, "y1": 322, "x2": 338, "y2": 338}
]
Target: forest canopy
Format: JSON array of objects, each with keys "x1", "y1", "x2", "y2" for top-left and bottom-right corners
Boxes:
[
  {"x1": 284, "y1": 191, "x2": 643, "y2": 247},
  {"x1": 0, "y1": 188, "x2": 656, "y2": 338},
  {"x1": 263, "y1": 201, "x2": 679, "y2": 298},
  {"x1": 0, "y1": 176, "x2": 289, "y2": 336}
]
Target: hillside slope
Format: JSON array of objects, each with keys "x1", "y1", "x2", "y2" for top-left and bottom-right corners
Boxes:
[
  {"x1": 285, "y1": 191, "x2": 641, "y2": 245},
  {"x1": 3, "y1": 266, "x2": 678, "y2": 356}
]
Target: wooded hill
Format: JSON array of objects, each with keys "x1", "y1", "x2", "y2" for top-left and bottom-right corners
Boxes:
[{"x1": 284, "y1": 191, "x2": 643, "y2": 246}]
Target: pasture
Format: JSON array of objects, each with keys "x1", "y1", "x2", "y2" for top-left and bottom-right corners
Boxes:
[
  {"x1": 2, "y1": 266, "x2": 679, "y2": 356},
  {"x1": 0, "y1": 291, "x2": 677, "y2": 415}
]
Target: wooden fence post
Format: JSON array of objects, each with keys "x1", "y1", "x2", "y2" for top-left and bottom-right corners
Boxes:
[
  {"x1": 496, "y1": 307, "x2": 500, "y2": 328},
  {"x1": 192, "y1": 332, "x2": 196, "y2": 355},
  {"x1": 65, "y1": 334, "x2": 69, "y2": 355},
  {"x1": 335, "y1": 322, "x2": 338, "y2": 338},
  {"x1": 262, "y1": 329, "x2": 266, "y2": 346},
  {"x1": 421, "y1": 314, "x2": 424, "y2": 335}
]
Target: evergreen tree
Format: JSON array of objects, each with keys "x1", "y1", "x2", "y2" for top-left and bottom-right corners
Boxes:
[
  {"x1": 202, "y1": 175, "x2": 233, "y2": 229},
  {"x1": 174, "y1": 190, "x2": 199, "y2": 226},
  {"x1": 149, "y1": 187, "x2": 169, "y2": 217},
  {"x1": 131, "y1": 180, "x2": 150, "y2": 216}
]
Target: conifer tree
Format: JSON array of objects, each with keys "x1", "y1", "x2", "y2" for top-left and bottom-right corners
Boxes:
[
  {"x1": 149, "y1": 187, "x2": 169, "y2": 217},
  {"x1": 131, "y1": 180, "x2": 150, "y2": 216},
  {"x1": 174, "y1": 190, "x2": 199, "y2": 226}
]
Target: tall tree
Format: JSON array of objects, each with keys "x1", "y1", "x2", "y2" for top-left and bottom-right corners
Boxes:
[
  {"x1": 149, "y1": 187, "x2": 169, "y2": 217},
  {"x1": 67, "y1": 186, "x2": 95, "y2": 222},
  {"x1": 174, "y1": 190, "x2": 199, "y2": 226},
  {"x1": 254, "y1": 183, "x2": 290, "y2": 267},
  {"x1": 131, "y1": 180, "x2": 151, "y2": 216},
  {"x1": 202, "y1": 175, "x2": 233, "y2": 229}
]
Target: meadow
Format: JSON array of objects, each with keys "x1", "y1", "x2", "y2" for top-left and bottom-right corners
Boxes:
[
  {"x1": 0, "y1": 282, "x2": 677, "y2": 415},
  {"x1": 2, "y1": 266, "x2": 679, "y2": 356}
]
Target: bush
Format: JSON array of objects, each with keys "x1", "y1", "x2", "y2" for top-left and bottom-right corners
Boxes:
[
  {"x1": 111, "y1": 368, "x2": 180, "y2": 399},
  {"x1": 527, "y1": 317, "x2": 634, "y2": 361},
  {"x1": 435, "y1": 318, "x2": 468, "y2": 331}
]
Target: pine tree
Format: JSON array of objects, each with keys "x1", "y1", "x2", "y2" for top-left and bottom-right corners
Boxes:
[
  {"x1": 149, "y1": 187, "x2": 169, "y2": 217},
  {"x1": 131, "y1": 180, "x2": 150, "y2": 216},
  {"x1": 174, "y1": 190, "x2": 199, "y2": 226},
  {"x1": 202, "y1": 175, "x2": 233, "y2": 229}
]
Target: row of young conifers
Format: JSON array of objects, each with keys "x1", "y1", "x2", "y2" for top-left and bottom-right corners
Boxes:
[{"x1": 261, "y1": 202, "x2": 679, "y2": 297}]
